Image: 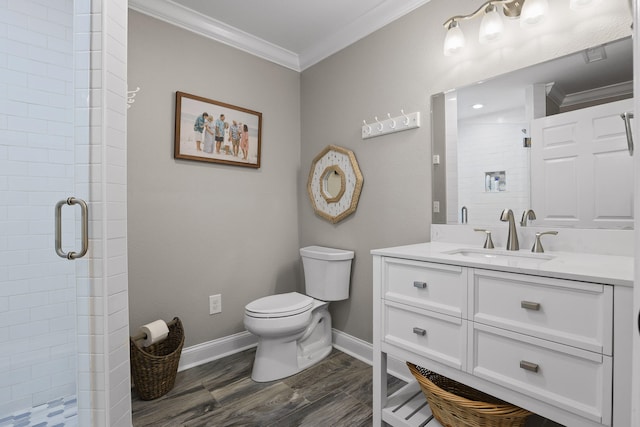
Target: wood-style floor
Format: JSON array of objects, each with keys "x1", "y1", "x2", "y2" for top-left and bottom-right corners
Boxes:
[{"x1": 132, "y1": 348, "x2": 405, "y2": 427}]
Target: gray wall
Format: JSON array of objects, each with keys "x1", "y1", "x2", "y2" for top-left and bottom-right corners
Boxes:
[
  {"x1": 299, "y1": 0, "x2": 631, "y2": 343},
  {"x1": 128, "y1": 0, "x2": 631, "y2": 348},
  {"x1": 127, "y1": 11, "x2": 302, "y2": 346}
]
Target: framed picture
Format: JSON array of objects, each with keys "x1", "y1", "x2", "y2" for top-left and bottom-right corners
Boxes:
[{"x1": 174, "y1": 91, "x2": 262, "y2": 168}]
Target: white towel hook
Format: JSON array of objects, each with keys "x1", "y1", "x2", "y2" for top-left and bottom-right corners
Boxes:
[
  {"x1": 362, "y1": 120, "x2": 372, "y2": 135},
  {"x1": 401, "y1": 109, "x2": 410, "y2": 126},
  {"x1": 374, "y1": 116, "x2": 383, "y2": 132},
  {"x1": 387, "y1": 113, "x2": 396, "y2": 129}
]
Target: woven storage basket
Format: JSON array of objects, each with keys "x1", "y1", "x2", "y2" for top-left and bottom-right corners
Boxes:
[
  {"x1": 130, "y1": 317, "x2": 184, "y2": 400},
  {"x1": 407, "y1": 363, "x2": 531, "y2": 427}
]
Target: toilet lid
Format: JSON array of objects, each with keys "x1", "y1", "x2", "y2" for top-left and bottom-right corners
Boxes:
[{"x1": 245, "y1": 292, "x2": 313, "y2": 318}]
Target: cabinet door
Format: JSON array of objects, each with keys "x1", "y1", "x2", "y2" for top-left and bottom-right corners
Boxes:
[
  {"x1": 383, "y1": 258, "x2": 467, "y2": 318},
  {"x1": 470, "y1": 323, "x2": 612, "y2": 425},
  {"x1": 470, "y1": 269, "x2": 613, "y2": 354},
  {"x1": 384, "y1": 300, "x2": 467, "y2": 370}
]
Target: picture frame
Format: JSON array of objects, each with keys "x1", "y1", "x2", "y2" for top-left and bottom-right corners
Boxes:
[{"x1": 174, "y1": 91, "x2": 262, "y2": 168}]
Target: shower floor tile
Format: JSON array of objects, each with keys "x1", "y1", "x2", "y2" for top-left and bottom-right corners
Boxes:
[{"x1": 1, "y1": 396, "x2": 77, "y2": 427}]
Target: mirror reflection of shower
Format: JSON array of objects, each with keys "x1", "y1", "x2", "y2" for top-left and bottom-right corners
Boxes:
[{"x1": 431, "y1": 37, "x2": 633, "y2": 227}]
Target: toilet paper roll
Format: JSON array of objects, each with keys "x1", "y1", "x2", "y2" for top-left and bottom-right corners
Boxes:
[{"x1": 140, "y1": 319, "x2": 169, "y2": 347}]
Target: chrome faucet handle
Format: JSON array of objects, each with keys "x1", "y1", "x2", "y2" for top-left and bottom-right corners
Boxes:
[
  {"x1": 474, "y1": 228, "x2": 495, "y2": 249},
  {"x1": 531, "y1": 231, "x2": 558, "y2": 253},
  {"x1": 520, "y1": 209, "x2": 537, "y2": 226}
]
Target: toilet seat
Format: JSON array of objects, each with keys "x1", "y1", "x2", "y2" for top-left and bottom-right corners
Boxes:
[{"x1": 245, "y1": 292, "x2": 313, "y2": 318}]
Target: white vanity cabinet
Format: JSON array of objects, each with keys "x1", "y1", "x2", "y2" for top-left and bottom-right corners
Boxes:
[{"x1": 372, "y1": 244, "x2": 633, "y2": 427}]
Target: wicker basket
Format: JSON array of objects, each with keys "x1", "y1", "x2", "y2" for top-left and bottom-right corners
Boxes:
[
  {"x1": 407, "y1": 363, "x2": 531, "y2": 427},
  {"x1": 130, "y1": 317, "x2": 184, "y2": 400}
]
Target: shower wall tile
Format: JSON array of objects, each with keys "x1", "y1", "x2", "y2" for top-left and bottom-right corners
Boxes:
[{"x1": 0, "y1": 0, "x2": 77, "y2": 413}]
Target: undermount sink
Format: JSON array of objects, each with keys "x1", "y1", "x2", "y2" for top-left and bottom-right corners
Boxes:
[{"x1": 443, "y1": 248, "x2": 554, "y2": 265}]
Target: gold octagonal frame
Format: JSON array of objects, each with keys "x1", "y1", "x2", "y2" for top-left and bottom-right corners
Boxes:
[{"x1": 307, "y1": 145, "x2": 364, "y2": 224}]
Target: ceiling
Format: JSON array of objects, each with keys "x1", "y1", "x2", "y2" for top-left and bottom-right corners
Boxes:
[{"x1": 128, "y1": 0, "x2": 432, "y2": 72}]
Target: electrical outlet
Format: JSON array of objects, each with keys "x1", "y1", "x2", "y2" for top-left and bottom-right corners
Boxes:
[
  {"x1": 433, "y1": 201, "x2": 440, "y2": 213},
  {"x1": 209, "y1": 294, "x2": 222, "y2": 314}
]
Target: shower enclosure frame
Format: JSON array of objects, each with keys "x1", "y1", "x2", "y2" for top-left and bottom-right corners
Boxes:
[{"x1": 0, "y1": 0, "x2": 131, "y2": 424}]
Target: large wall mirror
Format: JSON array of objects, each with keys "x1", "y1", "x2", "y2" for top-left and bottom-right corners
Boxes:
[{"x1": 432, "y1": 36, "x2": 633, "y2": 229}]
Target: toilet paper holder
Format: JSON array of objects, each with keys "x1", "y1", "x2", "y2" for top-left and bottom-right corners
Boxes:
[{"x1": 131, "y1": 318, "x2": 179, "y2": 342}]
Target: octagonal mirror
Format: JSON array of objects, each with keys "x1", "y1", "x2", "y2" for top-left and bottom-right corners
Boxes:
[{"x1": 307, "y1": 145, "x2": 363, "y2": 224}]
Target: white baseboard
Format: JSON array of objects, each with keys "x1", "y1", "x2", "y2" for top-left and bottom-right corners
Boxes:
[
  {"x1": 331, "y1": 329, "x2": 413, "y2": 383},
  {"x1": 177, "y1": 328, "x2": 412, "y2": 383},
  {"x1": 177, "y1": 331, "x2": 257, "y2": 372}
]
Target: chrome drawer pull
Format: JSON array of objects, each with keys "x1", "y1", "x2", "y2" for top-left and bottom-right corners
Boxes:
[
  {"x1": 413, "y1": 327, "x2": 426, "y2": 336},
  {"x1": 521, "y1": 301, "x2": 540, "y2": 311},
  {"x1": 413, "y1": 281, "x2": 427, "y2": 289},
  {"x1": 519, "y1": 360, "x2": 539, "y2": 373}
]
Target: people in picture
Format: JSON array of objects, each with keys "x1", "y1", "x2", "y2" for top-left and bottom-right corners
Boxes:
[
  {"x1": 215, "y1": 113, "x2": 226, "y2": 154},
  {"x1": 223, "y1": 122, "x2": 231, "y2": 154},
  {"x1": 203, "y1": 115, "x2": 215, "y2": 153},
  {"x1": 230, "y1": 120, "x2": 240, "y2": 157},
  {"x1": 240, "y1": 123, "x2": 249, "y2": 160},
  {"x1": 193, "y1": 112, "x2": 208, "y2": 151}
]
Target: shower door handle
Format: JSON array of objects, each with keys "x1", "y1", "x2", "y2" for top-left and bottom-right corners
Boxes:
[
  {"x1": 621, "y1": 112, "x2": 634, "y2": 156},
  {"x1": 55, "y1": 197, "x2": 89, "y2": 260}
]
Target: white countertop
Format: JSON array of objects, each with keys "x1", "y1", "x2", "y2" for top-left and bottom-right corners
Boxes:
[{"x1": 371, "y1": 242, "x2": 633, "y2": 287}]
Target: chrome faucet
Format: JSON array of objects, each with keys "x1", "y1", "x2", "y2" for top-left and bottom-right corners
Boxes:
[
  {"x1": 520, "y1": 209, "x2": 536, "y2": 226},
  {"x1": 500, "y1": 209, "x2": 519, "y2": 251}
]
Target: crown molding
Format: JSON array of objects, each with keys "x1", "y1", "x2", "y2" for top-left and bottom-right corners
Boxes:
[
  {"x1": 298, "y1": 0, "x2": 433, "y2": 70},
  {"x1": 129, "y1": 0, "x2": 301, "y2": 71},
  {"x1": 547, "y1": 80, "x2": 633, "y2": 109},
  {"x1": 129, "y1": 0, "x2": 432, "y2": 72},
  {"x1": 561, "y1": 80, "x2": 633, "y2": 108}
]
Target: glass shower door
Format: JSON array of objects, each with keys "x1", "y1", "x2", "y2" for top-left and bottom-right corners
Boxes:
[{"x1": 0, "y1": 0, "x2": 89, "y2": 424}]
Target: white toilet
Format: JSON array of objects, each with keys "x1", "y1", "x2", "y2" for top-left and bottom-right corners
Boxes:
[{"x1": 244, "y1": 245, "x2": 354, "y2": 382}]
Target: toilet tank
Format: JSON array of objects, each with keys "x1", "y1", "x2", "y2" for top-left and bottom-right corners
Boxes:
[{"x1": 300, "y1": 246, "x2": 354, "y2": 301}]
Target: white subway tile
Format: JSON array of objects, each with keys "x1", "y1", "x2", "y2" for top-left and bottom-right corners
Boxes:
[
  {"x1": 0, "y1": 9, "x2": 28, "y2": 27},
  {"x1": 9, "y1": 291, "x2": 47, "y2": 309},
  {"x1": 0, "y1": 366, "x2": 30, "y2": 387},
  {"x1": 7, "y1": 54, "x2": 47, "y2": 76},
  {"x1": 8, "y1": 24, "x2": 47, "y2": 48},
  {"x1": 8, "y1": 0, "x2": 47, "y2": 20},
  {"x1": 11, "y1": 375, "x2": 52, "y2": 399},
  {"x1": 0, "y1": 68, "x2": 28, "y2": 87},
  {"x1": 28, "y1": 16, "x2": 68, "y2": 39}
]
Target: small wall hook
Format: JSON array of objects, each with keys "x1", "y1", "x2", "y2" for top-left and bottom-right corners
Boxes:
[
  {"x1": 374, "y1": 116, "x2": 383, "y2": 132},
  {"x1": 362, "y1": 120, "x2": 372, "y2": 135},
  {"x1": 387, "y1": 113, "x2": 396, "y2": 129},
  {"x1": 401, "y1": 109, "x2": 410, "y2": 126}
]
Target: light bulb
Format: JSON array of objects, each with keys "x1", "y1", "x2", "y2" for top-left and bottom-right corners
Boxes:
[
  {"x1": 479, "y1": 5, "x2": 504, "y2": 44},
  {"x1": 520, "y1": 0, "x2": 549, "y2": 27},
  {"x1": 443, "y1": 21, "x2": 465, "y2": 56}
]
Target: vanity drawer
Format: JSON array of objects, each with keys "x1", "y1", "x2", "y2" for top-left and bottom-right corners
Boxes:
[
  {"x1": 470, "y1": 269, "x2": 613, "y2": 354},
  {"x1": 384, "y1": 301, "x2": 467, "y2": 370},
  {"x1": 383, "y1": 258, "x2": 466, "y2": 317},
  {"x1": 470, "y1": 323, "x2": 612, "y2": 425}
]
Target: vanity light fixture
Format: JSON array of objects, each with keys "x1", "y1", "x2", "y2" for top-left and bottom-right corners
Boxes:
[
  {"x1": 520, "y1": 0, "x2": 549, "y2": 27},
  {"x1": 479, "y1": 4, "x2": 504, "y2": 44},
  {"x1": 443, "y1": 0, "x2": 594, "y2": 56},
  {"x1": 443, "y1": 20, "x2": 465, "y2": 56},
  {"x1": 569, "y1": 0, "x2": 600, "y2": 10}
]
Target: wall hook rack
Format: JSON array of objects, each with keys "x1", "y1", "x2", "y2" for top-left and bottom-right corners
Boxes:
[
  {"x1": 127, "y1": 86, "x2": 141, "y2": 109},
  {"x1": 362, "y1": 110, "x2": 420, "y2": 139}
]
